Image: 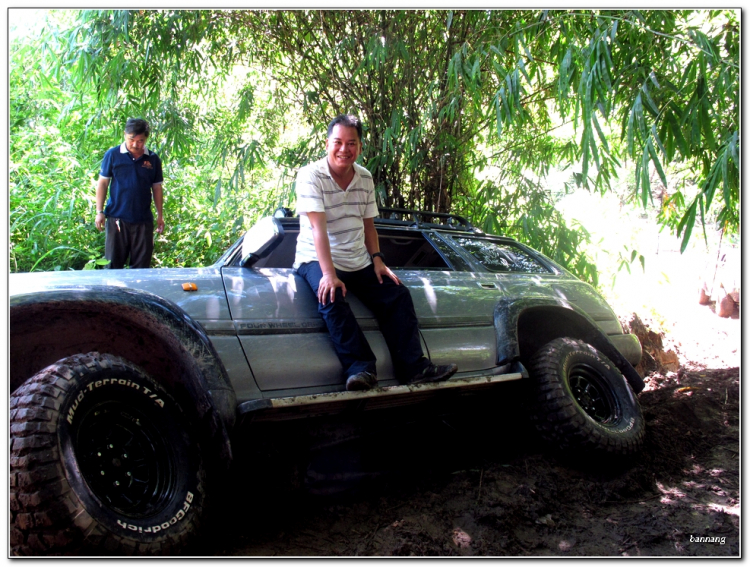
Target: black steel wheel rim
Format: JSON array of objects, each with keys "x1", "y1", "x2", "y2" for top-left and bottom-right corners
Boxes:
[
  {"x1": 568, "y1": 363, "x2": 618, "y2": 424},
  {"x1": 74, "y1": 400, "x2": 176, "y2": 518}
]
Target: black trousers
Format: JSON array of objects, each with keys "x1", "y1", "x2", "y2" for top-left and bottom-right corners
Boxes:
[
  {"x1": 104, "y1": 217, "x2": 154, "y2": 269},
  {"x1": 296, "y1": 261, "x2": 430, "y2": 382}
]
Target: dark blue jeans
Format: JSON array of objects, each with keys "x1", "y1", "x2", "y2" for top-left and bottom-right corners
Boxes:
[{"x1": 296, "y1": 261, "x2": 430, "y2": 382}]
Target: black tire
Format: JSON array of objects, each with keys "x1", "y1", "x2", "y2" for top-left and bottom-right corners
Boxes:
[
  {"x1": 529, "y1": 338, "x2": 645, "y2": 456},
  {"x1": 10, "y1": 353, "x2": 206, "y2": 555}
]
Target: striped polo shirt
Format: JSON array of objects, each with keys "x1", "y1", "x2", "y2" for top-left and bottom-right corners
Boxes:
[{"x1": 294, "y1": 157, "x2": 378, "y2": 271}]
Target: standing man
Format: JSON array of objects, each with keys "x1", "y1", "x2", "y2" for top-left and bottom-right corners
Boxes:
[
  {"x1": 294, "y1": 114, "x2": 457, "y2": 391},
  {"x1": 95, "y1": 118, "x2": 165, "y2": 269}
]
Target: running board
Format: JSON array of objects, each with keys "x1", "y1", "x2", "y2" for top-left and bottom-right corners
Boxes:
[{"x1": 237, "y1": 362, "x2": 528, "y2": 422}]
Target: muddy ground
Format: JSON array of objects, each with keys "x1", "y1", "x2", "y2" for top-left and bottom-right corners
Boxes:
[{"x1": 200, "y1": 303, "x2": 740, "y2": 557}]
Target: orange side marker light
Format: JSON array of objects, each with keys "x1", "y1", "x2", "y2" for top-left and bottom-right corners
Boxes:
[{"x1": 182, "y1": 282, "x2": 198, "y2": 291}]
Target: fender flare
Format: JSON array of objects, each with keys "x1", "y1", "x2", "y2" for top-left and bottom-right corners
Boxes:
[
  {"x1": 494, "y1": 297, "x2": 645, "y2": 394},
  {"x1": 10, "y1": 285, "x2": 237, "y2": 466}
]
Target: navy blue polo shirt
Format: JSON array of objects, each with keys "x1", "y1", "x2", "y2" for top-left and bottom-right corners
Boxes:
[{"x1": 100, "y1": 143, "x2": 164, "y2": 223}]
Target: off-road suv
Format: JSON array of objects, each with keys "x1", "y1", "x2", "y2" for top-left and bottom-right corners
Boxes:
[{"x1": 10, "y1": 208, "x2": 645, "y2": 555}]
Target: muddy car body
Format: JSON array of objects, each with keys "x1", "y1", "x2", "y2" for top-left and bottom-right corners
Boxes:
[{"x1": 10, "y1": 209, "x2": 645, "y2": 555}]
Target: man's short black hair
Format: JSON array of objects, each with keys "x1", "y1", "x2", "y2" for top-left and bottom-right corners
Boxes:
[
  {"x1": 125, "y1": 118, "x2": 151, "y2": 138},
  {"x1": 327, "y1": 114, "x2": 362, "y2": 142}
]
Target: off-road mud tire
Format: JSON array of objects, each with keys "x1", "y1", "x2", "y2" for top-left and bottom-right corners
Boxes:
[
  {"x1": 10, "y1": 352, "x2": 206, "y2": 556},
  {"x1": 529, "y1": 338, "x2": 645, "y2": 456}
]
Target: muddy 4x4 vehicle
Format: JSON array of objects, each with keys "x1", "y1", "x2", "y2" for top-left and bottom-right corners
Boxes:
[{"x1": 10, "y1": 209, "x2": 645, "y2": 555}]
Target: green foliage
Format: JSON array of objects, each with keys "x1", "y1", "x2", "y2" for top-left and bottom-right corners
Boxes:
[
  {"x1": 615, "y1": 245, "x2": 646, "y2": 276},
  {"x1": 9, "y1": 8, "x2": 739, "y2": 289},
  {"x1": 10, "y1": 9, "x2": 293, "y2": 272},
  {"x1": 10, "y1": 33, "x2": 103, "y2": 272}
]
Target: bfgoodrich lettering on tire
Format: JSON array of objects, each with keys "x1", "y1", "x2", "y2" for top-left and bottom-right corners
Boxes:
[
  {"x1": 10, "y1": 352, "x2": 206, "y2": 555},
  {"x1": 529, "y1": 338, "x2": 645, "y2": 457}
]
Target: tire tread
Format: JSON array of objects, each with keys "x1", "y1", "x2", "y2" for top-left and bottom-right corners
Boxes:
[
  {"x1": 10, "y1": 352, "x2": 205, "y2": 556},
  {"x1": 529, "y1": 337, "x2": 645, "y2": 456}
]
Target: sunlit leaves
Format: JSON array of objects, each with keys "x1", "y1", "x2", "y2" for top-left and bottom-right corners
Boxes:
[
  {"x1": 615, "y1": 245, "x2": 645, "y2": 275},
  {"x1": 493, "y1": 57, "x2": 531, "y2": 138},
  {"x1": 678, "y1": 131, "x2": 740, "y2": 252}
]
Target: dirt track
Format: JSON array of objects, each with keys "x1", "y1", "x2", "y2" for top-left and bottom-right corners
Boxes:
[{"x1": 201, "y1": 305, "x2": 740, "y2": 557}]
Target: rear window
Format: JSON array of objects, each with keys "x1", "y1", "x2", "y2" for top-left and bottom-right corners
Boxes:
[{"x1": 450, "y1": 236, "x2": 551, "y2": 274}]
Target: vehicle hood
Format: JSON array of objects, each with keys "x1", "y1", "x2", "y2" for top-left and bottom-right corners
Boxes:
[{"x1": 9, "y1": 268, "x2": 232, "y2": 323}]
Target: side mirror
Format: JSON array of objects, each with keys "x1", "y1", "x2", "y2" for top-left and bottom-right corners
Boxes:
[{"x1": 239, "y1": 217, "x2": 285, "y2": 268}]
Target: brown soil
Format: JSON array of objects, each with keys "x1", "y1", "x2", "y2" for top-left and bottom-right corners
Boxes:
[{"x1": 202, "y1": 303, "x2": 740, "y2": 557}]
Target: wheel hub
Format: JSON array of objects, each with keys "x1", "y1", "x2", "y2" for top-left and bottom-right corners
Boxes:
[
  {"x1": 93, "y1": 444, "x2": 131, "y2": 490},
  {"x1": 74, "y1": 401, "x2": 175, "y2": 518},
  {"x1": 569, "y1": 365, "x2": 616, "y2": 424}
]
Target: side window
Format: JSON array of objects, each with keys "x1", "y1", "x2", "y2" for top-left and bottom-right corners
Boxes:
[
  {"x1": 451, "y1": 236, "x2": 551, "y2": 274},
  {"x1": 377, "y1": 231, "x2": 450, "y2": 269},
  {"x1": 429, "y1": 234, "x2": 472, "y2": 271}
]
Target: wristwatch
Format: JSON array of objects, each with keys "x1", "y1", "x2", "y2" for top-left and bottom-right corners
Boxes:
[{"x1": 371, "y1": 252, "x2": 386, "y2": 263}]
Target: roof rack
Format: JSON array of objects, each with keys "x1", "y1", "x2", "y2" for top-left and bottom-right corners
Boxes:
[
  {"x1": 273, "y1": 205, "x2": 477, "y2": 233},
  {"x1": 375, "y1": 207, "x2": 474, "y2": 231}
]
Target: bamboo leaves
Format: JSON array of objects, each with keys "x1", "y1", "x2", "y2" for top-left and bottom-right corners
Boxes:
[
  {"x1": 493, "y1": 57, "x2": 530, "y2": 138},
  {"x1": 9, "y1": 8, "x2": 740, "y2": 278},
  {"x1": 682, "y1": 131, "x2": 740, "y2": 252}
]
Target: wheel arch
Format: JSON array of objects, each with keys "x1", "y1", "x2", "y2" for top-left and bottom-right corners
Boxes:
[
  {"x1": 10, "y1": 285, "x2": 236, "y2": 466},
  {"x1": 494, "y1": 298, "x2": 645, "y2": 394}
]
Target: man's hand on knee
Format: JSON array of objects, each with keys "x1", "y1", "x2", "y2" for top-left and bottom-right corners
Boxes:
[
  {"x1": 373, "y1": 258, "x2": 401, "y2": 286},
  {"x1": 318, "y1": 273, "x2": 346, "y2": 305}
]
